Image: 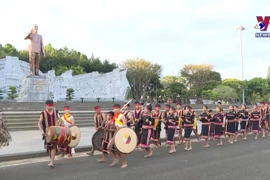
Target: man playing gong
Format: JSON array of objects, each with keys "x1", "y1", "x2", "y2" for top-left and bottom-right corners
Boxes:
[
  {"x1": 37, "y1": 100, "x2": 61, "y2": 168},
  {"x1": 87, "y1": 106, "x2": 106, "y2": 156},
  {"x1": 24, "y1": 24, "x2": 45, "y2": 76},
  {"x1": 107, "y1": 104, "x2": 128, "y2": 168}
]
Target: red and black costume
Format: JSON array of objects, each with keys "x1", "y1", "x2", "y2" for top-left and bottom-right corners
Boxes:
[{"x1": 40, "y1": 103, "x2": 59, "y2": 153}]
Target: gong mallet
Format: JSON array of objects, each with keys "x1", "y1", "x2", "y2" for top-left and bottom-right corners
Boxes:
[{"x1": 120, "y1": 99, "x2": 133, "y2": 111}]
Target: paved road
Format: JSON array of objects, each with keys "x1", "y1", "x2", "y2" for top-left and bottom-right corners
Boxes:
[{"x1": 1, "y1": 136, "x2": 270, "y2": 180}]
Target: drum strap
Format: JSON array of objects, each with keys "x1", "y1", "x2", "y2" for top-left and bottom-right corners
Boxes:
[
  {"x1": 43, "y1": 109, "x2": 57, "y2": 132},
  {"x1": 43, "y1": 110, "x2": 49, "y2": 133}
]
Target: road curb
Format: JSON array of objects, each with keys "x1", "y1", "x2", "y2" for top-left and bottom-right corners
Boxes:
[{"x1": 0, "y1": 138, "x2": 169, "y2": 162}]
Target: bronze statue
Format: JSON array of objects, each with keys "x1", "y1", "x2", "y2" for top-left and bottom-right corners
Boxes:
[{"x1": 24, "y1": 24, "x2": 45, "y2": 76}]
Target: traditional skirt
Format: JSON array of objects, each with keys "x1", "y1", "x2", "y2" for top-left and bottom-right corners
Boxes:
[
  {"x1": 184, "y1": 127, "x2": 192, "y2": 141},
  {"x1": 210, "y1": 122, "x2": 215, "y2": 137},
  {"x1": 226, "y1": 122, "x2": 236, "y2": 135},
  {"x1": 44, "y1": 140, "x2": 58, "y2": 154},
  {"x1": 140, "y1": 126, "x2": 153, "y2": 149},
  {"x1": 152, "y1": 129, "x2": 161, "y2": 143},
  {"x1": 135, "y1": 124, "x2": 142, "y2": 145},
  {"x1": 101, "y1": 131, "x2": 114, "y2": 153},
  {"x1": 235, "y1": 122, "x2": 239, "y2": 134},
  {"x1": 214, "y1": 123, "x2": 223, "y2": 139},
  {"x1": 240, "y1": 119, "x2": 248, "y2": 132},
  {"x1": 201, "y1": 123, "x2": 210, "y2": 139},
  {"x1": 251, "y1": 119, "x2": 260, "y2": 133},
  {"x1": 166, "y1": 126, "x2": 177, "y2": 145}
]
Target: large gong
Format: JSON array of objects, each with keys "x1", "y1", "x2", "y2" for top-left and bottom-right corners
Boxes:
[{"x1": 91, "y1": 129, "x2": 105, "y2": 152}]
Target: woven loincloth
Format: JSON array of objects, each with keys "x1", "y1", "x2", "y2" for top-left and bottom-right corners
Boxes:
[{"x1": 0, "y1": 118, "x2": 12, "y2": 148}]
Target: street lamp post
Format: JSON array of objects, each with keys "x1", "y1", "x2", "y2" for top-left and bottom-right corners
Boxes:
[{"x1": 236, "y1": 25, "x2": 245, "y2": 104}]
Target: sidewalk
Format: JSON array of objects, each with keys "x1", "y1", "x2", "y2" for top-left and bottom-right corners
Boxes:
[{"x1": 0, "y1": 123, "x2": 203, "y2": 161}]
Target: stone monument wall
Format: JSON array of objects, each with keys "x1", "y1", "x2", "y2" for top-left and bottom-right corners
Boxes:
[{"x1": 0, "y1": 56, "x2": 130, "y2": 101}]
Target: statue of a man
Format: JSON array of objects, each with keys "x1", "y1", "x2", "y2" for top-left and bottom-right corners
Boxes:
[{"x1": 24, "y1": 24, "x2": 45, "y2": 76}]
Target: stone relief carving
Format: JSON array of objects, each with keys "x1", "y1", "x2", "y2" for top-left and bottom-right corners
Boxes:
[{"x1": 0, "y1": 56, "x2": 130, "y2": 101}]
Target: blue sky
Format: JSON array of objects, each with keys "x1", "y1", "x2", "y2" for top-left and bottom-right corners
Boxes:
[{"x1": 0, "y1": 0, "x2": 269, "y2": 80}]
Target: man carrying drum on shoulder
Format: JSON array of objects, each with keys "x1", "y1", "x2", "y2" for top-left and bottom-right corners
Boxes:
[
  {"x1": 87, "y1": 106, "x2": 106, "y2": 156},
  {"x1": 37, "y1": 100, "x2": 61, "y2": 168},
  {"x1": 59, "y1": 106, "x2": 75, "y2": 159},
  {"x1": 107, "y1": 104, "x2": 128, "y2": 168}
]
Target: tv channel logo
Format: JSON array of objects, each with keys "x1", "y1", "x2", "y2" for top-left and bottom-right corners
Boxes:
[{"x1": 254, "y1": 16, "x2": 270, "y2": 38}]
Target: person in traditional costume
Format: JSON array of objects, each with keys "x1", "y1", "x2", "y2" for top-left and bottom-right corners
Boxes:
[
  {"x1": 265, "y1": 103, "x2": 270, "y2": 136},
  {"x1": 152, "y1": 104, "x2": 162, "y2": 148},
  {"x1": 37, "y1": 100, "x2": 61, "y2": 168},
  {"x1": 250, "y1": 104, "x2": 260, "y2": 139},
  {"x1": 189, "y1": 106, "x2": 200, "y2": 142},
  {"x1": 183, "y1": 105, "x2": 194, "y2": 151},
  {"x1": 0, "y1": 113, "x2": 12, "y2": 149},
  {"x1": 225, "y1": 105, "x2": 237, "y2": 144},
  {"x1": 175, "y1": 103, "x2": 184, "y2": 144},
  {"x1": 87, "y1": 106, "x2": 106, "y2": 156},
  {"x1": 162, "y1": 104, "x2": 171, "y2": 145},
  {"x1": 122, "y1": 102, "x2": 134, "y2": 128},
  {"x1": 97, "y1": 111, "x2": 116, "y2": 162},
  {"x1": 233, "y1": 105, "x2": 240, "y2": 142},
  {"x1": 133, "y1": 101, "x2": 143, "y2": 147},
  {"x1": 208, "y1": 109, "x2": 214, "y2": 141},
  {"x1": 59, "y1": 106, "x2": 75, "y2": 158},
  {"x1": 107, "y1": 104, "x2": 128, "y2": 168},
  {"x1": 238, "y1": 104, "x2": 249, "y2": 140},
  {"x1": 213, "y1": 106, "x2": 223, "y2": 146},
  {"x1": 259, "y1": 102, "x2": 269, "y2": 137},
  {"x1": 166, "y1": 107, "x2": 178, "y2": 153},
  {"x1": 139, "y1": 103, "x2": 154, "y2": 157},
  {"x1": 200, "y1": 105, "x2": 211, "y2": 148}
]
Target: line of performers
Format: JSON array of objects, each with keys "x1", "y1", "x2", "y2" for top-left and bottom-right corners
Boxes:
[{"x1": 87, "y1": 101, "x2": 270, "y2": 168}]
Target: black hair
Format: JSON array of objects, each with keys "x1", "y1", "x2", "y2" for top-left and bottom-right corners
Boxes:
[
  {"x1": 146, "y1": 103, "x2": 152, "y2": 111},
  {"x1": 170, "y1": 107, "x2": 176, "y2": 111},
  {"x1": 107, "y1": 111, "x2": 114, "y2": 116},
  {"x1": 45, "y1": 100, "x2": 53, "y2": 104},
  {"x1": 202, "y1": 105, "x2": 208, "y2": 109},
  {"x1": 124, "y1": 102, "x2": 130, "y2": 107}
]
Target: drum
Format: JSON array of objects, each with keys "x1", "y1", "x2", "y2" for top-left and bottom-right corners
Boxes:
[
  {"x1": 113, "y1": 127, "x2": 137, "y2": 154},
  {"x1": 68, "y1": 125, "x2": 81, "y2": 148},
  {"x1": 46, "y1": 126, "x2": 71, "y2": 146},
  {"x1": 92, "y1": 130, "x2": 105, "y2": 152}
]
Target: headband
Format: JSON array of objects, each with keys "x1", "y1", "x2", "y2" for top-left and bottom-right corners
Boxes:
[
  {"x1": 46, "y1": 104, "x2": 53, "y2": 107},
  {"x1": 113, "y1": 104, "x2": 121, "y2": 109},
  {"x1": 94, "y1": 106, "x2": 101, "y2": 111},
  {"x1": 64, "y1": 107, "x2": 70, "y2": 110}
]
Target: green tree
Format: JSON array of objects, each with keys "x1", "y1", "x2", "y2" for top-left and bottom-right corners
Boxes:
[
  {"x1": 180, "y1": 64, "x2": 223, "y2": 98},
  {"x1": 246, "y1": 77, "x2": 269, "y2": 104},
  {"x1": 7, "y1": 86, "x2": 18, "y2": 100},
  {"x1": 212, "y1": 85, "x2": 238, "y2": 103},
  {"x1": 0, "y1": 89, "x2": 3, "y2": 100},
  {"x1": 66, "y1": 88, "x2": 75, "y2": 101},
  {"x1": 121, "y1": 58, "x2": 162, "y2": 100}
]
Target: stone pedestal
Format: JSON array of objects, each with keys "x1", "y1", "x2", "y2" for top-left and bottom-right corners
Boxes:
[{"x1": 17, "y1": 75, "x2": 49, "y2": 102}]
